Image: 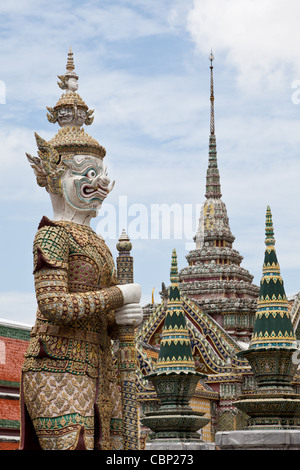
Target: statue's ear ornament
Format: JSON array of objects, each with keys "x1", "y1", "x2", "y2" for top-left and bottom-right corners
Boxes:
[
  {"x1": 46, "y1": 106, "x2": 58, "y2": 124},
  {"x1": 57, "y1": 74, "x2": 68, "y2": 90},
  {"x1": 85, "y1": 109, "x2": 95, "y2": 126},
  {"x1": 26, "y1": 152, "x2": 47, "y2": 189},
  {"x1": 26, "y1": 133, "x2": 66, "y2": 194}
]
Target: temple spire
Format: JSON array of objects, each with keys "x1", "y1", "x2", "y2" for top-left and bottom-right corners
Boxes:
[
  {"x1": 249, "y1": 206, "x2": 296, "y2": 350},
  {"x1": 265, "y1": 205, "x2": 276, "y2": 248},
  {"x1": 209, "y1": 50, "x2": 215, "y2": 136},
  {"x1": 205, "y1": 51, "x2": 222, "y2": 199},
  {"x1": 154, "y1": 249, "x2": 195, "y2": 374},
  {"x1": 182, "y1": 52, "x2": 260, "y2": 342}
]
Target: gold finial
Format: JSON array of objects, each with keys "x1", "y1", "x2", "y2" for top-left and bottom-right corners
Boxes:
[
  {"x1": 57, "y1": 47, "x2": 78, "y2": 91},
  {"x1": 209, "y1": 49, "x2": 215, "y2": 135},
  {"x1": 66, "y1": 46, "x2": 75, "y2": 73}
]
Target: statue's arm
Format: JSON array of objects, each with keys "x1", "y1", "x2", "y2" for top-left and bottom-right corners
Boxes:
[
  {"x1": 32, "y1": 223, "x2": 124, "y2": 325},
  {"x1": 34, "y1": 266, "x2": 123, "y2": 325}
]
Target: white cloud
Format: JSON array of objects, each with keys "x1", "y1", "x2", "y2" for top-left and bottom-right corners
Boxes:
[
  {"x1": 187, "y1": 0, "x2": 300, "y2": 92},
  {"x1": 0, "y1": 2, "x2": 169, "y2": 107},
  {"x1": 77, "y1": 4, "x2": 168, "y2": 41},
  {"x1": 85, "y1": 70, "x2": 207, "y2": 147},
  {"x1": 0, "y1": 126, "x2": 50, "y2": 202}
]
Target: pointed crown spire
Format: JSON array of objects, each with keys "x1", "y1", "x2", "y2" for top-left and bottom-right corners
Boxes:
[
  {"x1": 66, "y1": 46, "x2": 77, "y2": 76},
  {"x1": 249, "y1": 206, "x2": 296, "y2": 350},
  {"x1": 27, "y1": 48, "x2": 105, "y2": 196},
  {"x1": 57, "y1": 47, "x2": 78, "y2": 90},
  {"x1": 45, "y1": 48, "x2": 102, "y2": 158}
]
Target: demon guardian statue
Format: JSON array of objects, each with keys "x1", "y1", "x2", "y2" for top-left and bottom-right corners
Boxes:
[{"x1": 19, "y1": 49, "x2": 143, "y2": 451}]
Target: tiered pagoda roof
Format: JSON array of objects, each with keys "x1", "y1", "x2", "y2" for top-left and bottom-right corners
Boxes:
[{"x1": 179, "y1": 53, "x2": 259, "y2": 341}]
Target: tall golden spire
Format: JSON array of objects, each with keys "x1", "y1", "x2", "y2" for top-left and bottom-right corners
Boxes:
[
  {"x1": 205, "y1": 50, "x2": 222, "y2": 199},
  {"x1": 209, "y1": 50, "x2": 215, "y2": 136}
]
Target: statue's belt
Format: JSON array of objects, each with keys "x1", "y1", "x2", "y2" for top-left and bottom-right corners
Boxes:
[{"x1": 31, "y1": 323, "x2": 104, "y2": 345}]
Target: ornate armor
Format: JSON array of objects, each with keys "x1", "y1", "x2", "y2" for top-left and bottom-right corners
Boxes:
[
  {"x1": 20, "y1": 217, "x2": 124, "y2": 450},
  {"x1": 19, "y1": 49, "x2": 142, "y2": 450}
]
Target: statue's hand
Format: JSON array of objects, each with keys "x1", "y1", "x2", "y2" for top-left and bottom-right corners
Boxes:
[
  {"x1": 114, "y1": 303, "x2": 143, "y2": 326},
  {"x1": 118, "y1": 283, "x2": 141, "y2": 305}
]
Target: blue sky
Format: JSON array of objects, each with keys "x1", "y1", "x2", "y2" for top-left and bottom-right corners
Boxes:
[{"x1": 1, "y1": 0, "x2": 300, "y2": 325}]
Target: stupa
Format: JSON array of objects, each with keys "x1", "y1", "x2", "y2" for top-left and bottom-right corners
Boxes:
[
  {"x1": 137, "y1": 54, "x2": 261, "y2": 442},
  {"x1": 179, "y1": 52, "x2": 259, "y2": 342},
  {"x1": 216, "y1": 207, "x2": 300, "y2": 450},
  {"x1": 141, "y1": 250, "x2": 212, "y2": 450}
]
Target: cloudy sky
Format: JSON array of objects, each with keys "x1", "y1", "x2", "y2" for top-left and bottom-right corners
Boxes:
[{"x1": 0, "y1": 0, "x2": 300, "y2": 325}]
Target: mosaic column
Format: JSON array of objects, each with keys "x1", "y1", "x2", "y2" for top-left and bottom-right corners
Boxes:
[{"x1": 116, "y1": 230, "x2": 139, "y2": 450}]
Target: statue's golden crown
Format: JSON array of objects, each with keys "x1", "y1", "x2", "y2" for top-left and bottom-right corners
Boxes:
[{"x1": 26, "y1": 48, "x2": 106, "y2": 194}]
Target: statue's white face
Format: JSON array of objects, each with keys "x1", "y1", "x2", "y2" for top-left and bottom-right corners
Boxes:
[{"x1": 61, "y1": 155, "x2": 113, "y2": 216}]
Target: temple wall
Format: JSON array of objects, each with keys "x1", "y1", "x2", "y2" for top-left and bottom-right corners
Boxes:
[
  {"x1": 190, "y1": 396, "x2": 213, "y2": 442},
  {"x1": 0, "y1": 319, "x2": 31, "y2": 450}
]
